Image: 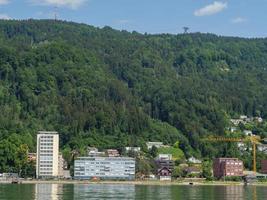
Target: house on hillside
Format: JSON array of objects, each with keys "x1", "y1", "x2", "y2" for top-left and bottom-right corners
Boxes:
[
  {"x1": 106, "y1": 149, "x2": 120, "y2": 157},
  {"x1": 155, "y1": 154, "x2": 174, "y2": 181},
  {"x1": 146, "y1": 142, "x2": 164, "y2": 149},
  {"x1": 184, "y1": 166, "x2": 202, "y2": 176},
  {"x1": 158, "y1": 167, "x2": 172, "y2": 181},
  {"x1": 188, "y1": 156, "x2": 202, "y2": 164},
  {"x1": 244, "y1": 130, "x2": 253, "y2": 136},
  {"x1": 125, "y1": 147, "x2": 141, "y2": 153}
]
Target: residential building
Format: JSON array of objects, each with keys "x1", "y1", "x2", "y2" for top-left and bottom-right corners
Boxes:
[
  {"x1": 106, "y1": 149, "x2": 120, "y2": 157},
  {"x1": 155, "y1": 154, "x2": 174, "y2": 180},
  {"x1": 146, "y1": 142, "x2": 164, "y2": 150},
  {"x1": 258, "y1": 145, "x2": 267, "y2": 153},
  {"x1": 87, "y1": 147, "x2": 98, "y2": 155},
  {"x1": 230, "y1": 127, "x2": 237, "y2": 133},
  {"x1": 184, "y1": 166, "x2": 202, "y2": 176},
  {"x1": 158, "y1": 167, "x2": 172, "y2": 181},
  {"x1": 74, "y1": 157, "x2": 135, "y2": 180},
  {"x1": 36, "y1": 131, "x2": 59, "y2": 179},
  {"x1": 244, "y1": 130, "x2": 253, "y2": 136},
  {"x1": 237, "y1": 142, "x2": 247, "y2": 152},
  {"x1": 0, "y1": 173, "x2": 19, "y2": 180},
  {"x1": 125, "y1": 147, "x2": 141, "y2": 153},
  {"x1": 58, "y1": 153, "x2": 64, "y2": 178},
  {"x1": 155, "y1": 155, "x2": 175, "y2": 170},
  {"x1": 87, "y1": 147, "x2": 105, "y2": 157},
  {"x1": 188, "y1": 156, "x2": 202, "y2": 164},
  {"x1": 158, "y1": 154, "x2": 172, "y2": 160},
  {"x1": 27, "y1": 153, "x2": 37, "y2": 162},
  {"x1": 213, "y1": 158, "x2": 243, "y2": 179},
  {"x1": 230, "y1": 119, "x2": 243, "y2": 126},
  {"x1": 255, "y1": 117, "x2": 263, "y2": 123},
  {"x1": 261, "y1": 160, "x2": 267, "y2": 174},
  {"x1": 240, "y1": 115, "x2": 248, "y2": 120}
]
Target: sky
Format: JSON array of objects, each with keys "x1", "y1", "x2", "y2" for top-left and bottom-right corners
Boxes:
[{"x1": 0, "y1": 0, "x2": 267, "y2": 38}]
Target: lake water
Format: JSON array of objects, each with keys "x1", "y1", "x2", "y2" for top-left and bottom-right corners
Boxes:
[{"x1": 0, "y1": 184, "x2": 266, "y2": 200}]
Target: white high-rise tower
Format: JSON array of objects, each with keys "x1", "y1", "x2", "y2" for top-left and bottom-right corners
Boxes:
[{"x1": 36, "y1": 131, "x2": 59, "y2": 179}]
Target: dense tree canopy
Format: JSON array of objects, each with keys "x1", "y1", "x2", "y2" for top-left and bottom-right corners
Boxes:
[{"x1": 1, "y1": 19, "x2": 267, "y2": 172}]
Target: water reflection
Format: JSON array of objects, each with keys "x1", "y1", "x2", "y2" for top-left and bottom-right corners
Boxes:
[
  {"x1": 35, "y1": 184, "x2": 63, "y2": 200},
  {"x1": 2, "y1": 183, "x2": 267, "y2": 200},
  {"x1": 134, "y1": 185, "x2": 173, "y2": 199},
  {"x1": 74, "y1": 184, "x2": 135, "y2": 199},
  {"x1": 222, "y1": 186, "x2": 245, "y2": 200}
]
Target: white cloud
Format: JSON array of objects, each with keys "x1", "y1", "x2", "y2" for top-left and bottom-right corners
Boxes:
[
  {"x1": 231, "y1": 17, "x2": 247, "y2": 24},
  {"x1": 194, "y1": 1, "x2": 227, "y2": 17},
  {"x1": 30, "y1": 0, "x2": 88, "y2": 9},
  {"x1": 0, "y1": 13, "x2": 11, "y2": 20},
  {"x1": 0, "y1": 0, "x2": 9, "y2": 5}
]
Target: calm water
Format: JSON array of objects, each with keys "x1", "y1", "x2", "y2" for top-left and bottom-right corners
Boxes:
[{"x1": 0, "y1": 184, "x2": 266, "y2": 200}]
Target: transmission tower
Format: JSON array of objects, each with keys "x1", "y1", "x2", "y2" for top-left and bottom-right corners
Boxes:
[
  {"x1": 54, "y1": 6, "x2": 58, "y2": 21},
  {"x1": 183, "y1": 27, "x2": 189, "y2": 34}
]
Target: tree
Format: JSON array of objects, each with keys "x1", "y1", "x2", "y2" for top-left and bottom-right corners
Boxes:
[
  {"x1": 136, "y1": 158, "x2": 153, "y2": 177},
  {"x1": 15, "y1": 144, "x2": 29, "y2": 177},
  {"x1": 149, "y1": 146, "x2": 158, "y2": 158},
  {"x1": 172, "y1": 166, "x2": 185, "y2": 178},
  {"x1": 202, "y1": 160, "x2": 213, "y2": 180}
]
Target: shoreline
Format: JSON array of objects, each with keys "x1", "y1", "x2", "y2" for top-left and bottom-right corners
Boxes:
[{"x1": 1, "y1": 179, "x2": 267, "y2": 186}]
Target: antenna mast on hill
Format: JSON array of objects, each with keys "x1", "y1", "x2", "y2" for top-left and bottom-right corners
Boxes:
[
  {"x1": 183, "y1": 27, "x2": 189, "y2": 34},
  {"x1": 54, "y1": 6, "x2": 58, "y2": 21}
]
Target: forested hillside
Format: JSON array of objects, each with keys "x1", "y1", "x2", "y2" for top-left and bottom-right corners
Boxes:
[{"x1": 1, "y1": 19, "x2": 267, "y2": 171}]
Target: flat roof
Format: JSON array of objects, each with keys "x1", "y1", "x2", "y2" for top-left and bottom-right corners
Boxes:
[
  {"x1": 38, "y1": 131, "x2": 58, "y2": 134},
  {"x1": 76, "y1": 157, "x2": 135, "y2": 161}
]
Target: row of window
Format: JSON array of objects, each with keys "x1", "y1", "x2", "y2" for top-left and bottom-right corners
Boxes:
[
  {"x1": 40, "y1": 164, "x2": 53, "y2": 168},
  {"x1": 40, "y1": 160, "x2": 53, "y2": 164},
  {"x1": 40, "y1": 146, "x2": 53, "y2": 150},
  {"x1": 40, "y1": 167, "x2": 53, "y2": 171},
  {"x1": 40, "y1": 136, "x2": 54, "y2": 139},
  {"x1": 39, "y1": 157, "x2": 53, "y2": 161},
  {"x1": 39, "y1": 143, "x2": 53, "y2": 146},
  {"x1": 76, "y1": 163, "x2": 135, "y2": 166},
  {"x1": 40, "y1": 172, "x2": 53, "y2": 175},
  {"x1": 225, "y1": 162, "x2": 242, "y2": 165}
]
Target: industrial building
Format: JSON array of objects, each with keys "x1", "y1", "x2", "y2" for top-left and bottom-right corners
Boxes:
[
  {"x1": 36, "y1": 131, "x2": 59, "y2": 179},
  {"x1": 213, "y1": 158, "x2": 243, "y2": 179},
  {"x1": 74, "y1": 157, "x2": 135, "y2": 180}
]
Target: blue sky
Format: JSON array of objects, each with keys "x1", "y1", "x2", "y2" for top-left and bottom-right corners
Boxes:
[{"x1": 0, "y1": 0, "x2": 267, "y2": 38}]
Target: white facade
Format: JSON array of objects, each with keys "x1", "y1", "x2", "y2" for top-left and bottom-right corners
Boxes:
[
  {"x1": 36, "y1": 131, "x2": 59, "y2": 179},
  {"x1": 244, "y1": 130, "x2": 253, "y2": 136},
  {"x1": 74, "y1": 157, "x2": 135, "y2": 180},
  {"x1": 146, "y1": 142, "x2": 163, "y2": 150},
  {"x1": 125, "y1": 147, "x2": 141, "y2": 152},
  {"x1": 158, "y1": 154, "x2": 172, "y2": 160},
  {"x1": 87, "y1": 147, "x2": 105, "y2": 157},
  {"x1": 159, "y1": 176, "x2": 171, "y2": 181},
  {"x1": 188, "y1": 156, "x2": 202, "y2": 164}
]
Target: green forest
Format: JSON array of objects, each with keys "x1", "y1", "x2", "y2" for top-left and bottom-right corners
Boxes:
[{"x1": 1, "y1": 19, "x2": 267, "y2": 174}]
